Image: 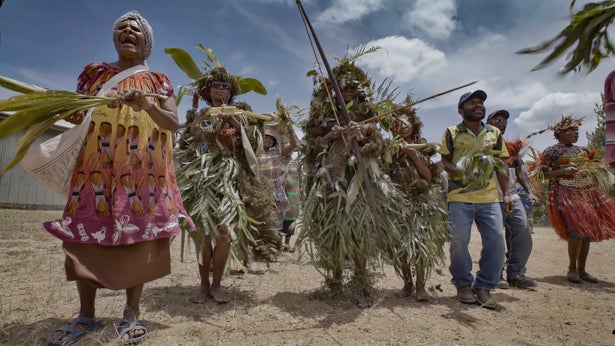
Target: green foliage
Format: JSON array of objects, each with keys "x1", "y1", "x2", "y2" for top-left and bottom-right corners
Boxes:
[
  {"x1": 163, "y1": 48, "x2": 203, "y2": 81},
  {"x1": 586, "y1": 95, "x2": 606, "y2": 150},
  {"x1": 517, "y1": 1, "x2": 615, "y2": 74},
  {"x1": 165, "y1": 44, "x2": 267, "y2": 103},
  {"x1": 0, "y1": 76, "x2": 116, "y2": 173},
  {"x1": 456, "y1": 150, "x2": 507, "y2": 193},
  {"x1": 0, "y1": 75, "x2": 46, "y2": 94},
  {"x1": 236, "y1": 77, "x2": 267, "y2": 96},
  {"x1": 530, "y1": 181, "x2": 551, "y2": 227}
]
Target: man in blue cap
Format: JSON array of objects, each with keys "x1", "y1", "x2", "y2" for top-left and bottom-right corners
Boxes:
[{"x1": 439, "y1": 90, "x2": 513, "y2": 309}]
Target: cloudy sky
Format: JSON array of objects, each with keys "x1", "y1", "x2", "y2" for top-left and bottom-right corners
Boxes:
[{"x1": 0, "y1": 0, "x2": 610, "y2": 152}]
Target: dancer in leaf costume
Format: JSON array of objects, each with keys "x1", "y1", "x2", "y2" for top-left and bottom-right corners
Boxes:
[
  {"x1": 384, "y1": 110, "x2": 449, "y2": 302},
  {"x1": 537, "y1": 116, "x2": 615, "y2": 284},
  {"x1": 298, "y1": 60, "x2": 406, "y2": 308},
  {"x1": 177, "y1": 67, "x2": 279, "y2": 303}
]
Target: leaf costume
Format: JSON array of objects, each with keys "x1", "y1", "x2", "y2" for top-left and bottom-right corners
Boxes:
[
  {"x1": 176, "y1": 67, "x2": 280, "y2": 267},
  {"x1": 383, "y1": 112, "x2": 449, "y2": 284},
  {"x1": 298, "y1": 61, "x2": 406, "y2": 293}
]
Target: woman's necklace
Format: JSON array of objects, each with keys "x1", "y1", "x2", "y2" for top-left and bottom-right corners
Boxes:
[{"x1": 557, "y1": 142, "x2": 576, "y2": 155}]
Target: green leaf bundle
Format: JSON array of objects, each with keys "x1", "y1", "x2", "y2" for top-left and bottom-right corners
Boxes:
[{"x1": 0, "y1": 75, "x2": 115, "y2": 173}]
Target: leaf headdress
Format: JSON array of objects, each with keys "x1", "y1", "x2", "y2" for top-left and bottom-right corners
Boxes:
[{"x1": 165, "y1": 44, "x2": 266, "y2": 108}]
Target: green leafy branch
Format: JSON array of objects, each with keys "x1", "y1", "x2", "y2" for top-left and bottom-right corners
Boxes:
[
  {"x1": 456, "y1": 149, "x2": 507, "y2": 193},
  {"x1": 517, "y1": 1, "x2": 615, "y2": 74},
  {"x1": 0, "y1": 75, "x2": 117, "y2": 173},
  {"x1": 164, "y1": 44, "x2": 267, "y2": 106}
]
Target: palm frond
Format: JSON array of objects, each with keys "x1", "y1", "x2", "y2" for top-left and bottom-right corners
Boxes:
[
  {"x1": 274, "y1": 98, "x2": 304, "y2": 130},
  {"x1": 0, "y1": 77, "x2": 116, "y2": 173},
  {"x1": 0, "y1": 75, "x2": 47, "y2": 94},
  {"x1": 517, "y1": 1, "x2": 615, "y2": 74},
  {"x1": 456, "y1": 150, "x2": 506, "y2": 193},
  {"x1": 334, "y1": 45, "x2": 381, "y2": 64}
]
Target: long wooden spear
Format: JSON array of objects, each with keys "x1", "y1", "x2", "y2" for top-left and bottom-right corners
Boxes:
[
  {"x1": 359, "y1": 81, "x2": 477, "y2": 124},
  {"x1": 296, "y1": 0, "x2": 380, "y2": 226}
]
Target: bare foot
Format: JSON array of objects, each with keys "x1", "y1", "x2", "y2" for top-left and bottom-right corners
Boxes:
[
  {"x1": 566, "y1": 269, "x2": 581, "y2": 283},
  {"x1": 357, "y1": 295, "x2": 372, "y2": 308},
  {"x1": 208, "y1": 286, "x2": 229, "y2": 304},
  {"x1": 248, "y1": 268, "x2": 265, "y2": 275},
  {"x1": 189, "y1": 282, "x2": 210, "y2": 303},
  {"x1": 579, "y1": 272, "x2": 599, "y2": 283},
  {"x1": 394, "y1": 282, "x2": 414, "y2": 298},
  {"x1": 415, "y1": 286, "x2": 431, "y2": 302},
  {"x1": 328, "y1": 297, "x2": 343, "y2": 307}
]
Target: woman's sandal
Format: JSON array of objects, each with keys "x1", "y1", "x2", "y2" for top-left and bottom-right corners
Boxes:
[
  {"x1": 47, "y1": 316, "x2": 101, "y2": 345},
  {"x1": 116, "y1": 316, "x2": 147, "y2": 345}
]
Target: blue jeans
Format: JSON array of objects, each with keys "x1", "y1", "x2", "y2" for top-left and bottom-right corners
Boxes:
[
  {"x1": 448, "y1": 202, "x2": 505, "y2": 290},
  {"x1": 500, "y1": 199, "x2": 533, "y2": 279}
]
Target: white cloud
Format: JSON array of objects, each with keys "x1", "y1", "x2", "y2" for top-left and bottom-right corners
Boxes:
[
  {"x1": 404, "y1": 0, "x2": 457, "y2": 40},
  {"x1": 514, "y1": 91, "x2": 601, "y2": 151},
  {"x1": 355, "y1": 36, "x2": 447, "y2": 84},
  {"x1": 318, "y1": 0, "x2": 384, "y2": 23},
  {"x1": 486, "y1": 81, "x2": 550, "y2": 111}
]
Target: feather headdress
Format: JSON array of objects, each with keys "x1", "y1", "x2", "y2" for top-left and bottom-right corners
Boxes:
[{"x1": 549, "y1": 115, "x2": 583, "y2": 134}]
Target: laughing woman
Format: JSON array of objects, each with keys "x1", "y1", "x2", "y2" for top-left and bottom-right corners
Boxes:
[{"x1": 44, "y1": 11, "x2": 193, "y2": 345}]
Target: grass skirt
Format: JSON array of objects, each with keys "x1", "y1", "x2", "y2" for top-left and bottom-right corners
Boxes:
[{"x1": 548, "y1": 182, "x2": 615, "y2": 241}]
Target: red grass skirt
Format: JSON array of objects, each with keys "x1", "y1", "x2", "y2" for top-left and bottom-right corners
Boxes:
[{"x1": 547, "y1": 182, "x2": 615, "y2": 241}]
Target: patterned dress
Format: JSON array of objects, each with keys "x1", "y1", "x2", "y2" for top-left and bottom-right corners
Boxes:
[
  {"x1": 258, "y1": 145, "x2": 285, "y2": 230},
  {"x1": 44, "y1": 62, "x2": 194, "y2": 289},
  {"x1": 542, "y1": 144, "x2": 615, "y2": 241},
  {"x1": 282, "y1": 159, "x2": 301, "y2": 222}
]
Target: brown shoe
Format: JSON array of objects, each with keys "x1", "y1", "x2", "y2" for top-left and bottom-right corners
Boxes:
[
  {"x1": 473, "y1": 288, "x2": 497, "y2": 310},
  {"x1": 456, "y1": 286, "x2": 476, "y2": 304}
]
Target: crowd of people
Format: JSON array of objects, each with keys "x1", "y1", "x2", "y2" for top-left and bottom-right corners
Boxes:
[{"x1": 35, "y1": 10, "x2": 615, "y2": 345}]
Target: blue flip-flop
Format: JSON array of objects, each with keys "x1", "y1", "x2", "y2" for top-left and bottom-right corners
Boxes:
[
  {"x1": 47, "y1": 316, "x2": 101, "y2": 345},
  {"x1": 115, "y1": 316, "x2": 147, "y2": 345}
]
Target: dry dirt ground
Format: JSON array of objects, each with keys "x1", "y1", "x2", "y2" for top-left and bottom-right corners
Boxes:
[{"x1": 0, "y1": 208, "x2": 614, "y2": 346}]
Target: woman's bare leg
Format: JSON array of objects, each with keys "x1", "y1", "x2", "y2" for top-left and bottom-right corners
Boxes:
[
  {"x1": 209, "y1": 233, "x2": 230, "y2": 303},
  {"x1": 190, "y1": 236, "x2": 213, "y2": 303}
]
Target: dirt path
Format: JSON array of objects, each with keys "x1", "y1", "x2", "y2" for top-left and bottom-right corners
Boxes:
[{"x1": 0, "y1": 209, "x2": 613, "y2": 345}]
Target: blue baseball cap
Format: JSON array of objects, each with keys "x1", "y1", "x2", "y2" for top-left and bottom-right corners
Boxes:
[
  {"x1": 458, "y1": 90, "x2": 487, "y2": 109},
  {"x1": 487, "y1": 109, "x2": 510, "y2": 122}
]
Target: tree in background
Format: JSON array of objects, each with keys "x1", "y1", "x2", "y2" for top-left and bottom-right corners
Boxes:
[{"x1": 587, "y1": 96, "x2": 607, "y2": 150}]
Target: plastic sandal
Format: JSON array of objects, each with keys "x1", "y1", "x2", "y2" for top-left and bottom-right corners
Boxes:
[
  {"x1": 47, "y1": 316, "x2": 101, "y2": 345},
  {"x1": 116, "y1": 316, "x2": 147, "y2": 345}
]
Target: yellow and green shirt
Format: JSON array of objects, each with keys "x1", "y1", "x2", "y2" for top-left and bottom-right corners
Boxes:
[{"x1": 439, "y1": 122, "x2": 508, "y2": 203}]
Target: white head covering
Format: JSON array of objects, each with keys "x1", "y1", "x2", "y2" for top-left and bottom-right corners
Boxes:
[{"x1": 113, "y1": 10, "x2": 154, "y2": 60}]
